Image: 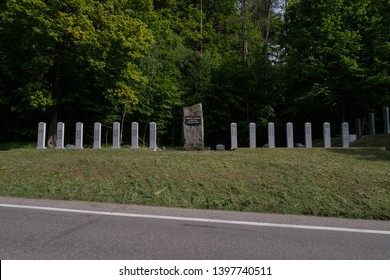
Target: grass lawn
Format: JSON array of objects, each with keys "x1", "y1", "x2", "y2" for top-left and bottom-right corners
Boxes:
[{"x1": 0, "y1": 138, "x2": 390, "y2": 220}]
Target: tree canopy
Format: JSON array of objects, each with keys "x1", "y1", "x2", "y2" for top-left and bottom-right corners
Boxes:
[
  {"x1": 282, "y1": 0, "x2": 390, "y2": 125},
  {"x1": 1, "y1": 0, "x2": 389, "y2": 146}
]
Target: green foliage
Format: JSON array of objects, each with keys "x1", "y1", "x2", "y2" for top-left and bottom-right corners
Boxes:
[
  {"x1": 1, "y1": 0, "x2": 389, "y2": 145},
  {"x1": 282, "y1": 0, "x2": 390, "y2": 124},
  {"x1": 0, "y1": 0, "x2": 153, "y2": 140},
  {"x1": 1, "y1": 147, "x2": 390, "y2": 219}
]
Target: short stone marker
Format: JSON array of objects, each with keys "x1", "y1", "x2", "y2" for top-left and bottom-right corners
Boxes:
[
  {"x1": 131, "y1": 122, "x2": 139, "y2": 149},
  {"x1": 305, "y1": 122, "x2": 312, "y2": 148},
  {"x1": 349, "y1": 134, "x2": 357, "y2": 143},
  {"x1": 249, "y1": 123, "x2": 256, "y2": 148},
  {"x1": 296, "y1": 143, "x2": 305, "y2": 148},
  {"x1": 323, "y1": 122, "x2": 331, "y2": 148},
  {"x1": 37, "y1": 122, "x2": 46, "y2": 149},
  {"x1": 216, "y1": 144, "x2": 225, "y2": 151},
  {"x1": 286, "y1": 122, "x2": 294, "y2": 148},
  {"x1": 384, "y1": 107, "x2": 390, "y2": 134},
  {"x1": 75, "y1": 122, "x2": 84, "y2": 149},
  {"x1": 93, "y1": 122, "x2": 102, "y2": 149},
  {"x1": 369, "y1": 113, "x2": 375, "y2": 135},
  {"x1": 341, "y1": 122, "x2": 349, "y2": 148},
  {"x1": 268, "y1": 123, "x2": 275, "y2": 148},
  {"x1": 56, "y1": 122, "x2": 65, "y2": 149},
  {"x1": 182, "y1": 103, "x2": 204, "y2": 150},
  {"x1": 149, "y1": 122, "x2": 157, "y2": 150},
  {"x1": 113, "y1": 122, "x2": 120, "y2": 149},
  {"x1": 231, "y1": 122, "x2": 238, "y2": 149}
]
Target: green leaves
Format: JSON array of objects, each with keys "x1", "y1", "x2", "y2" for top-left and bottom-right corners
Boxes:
[
  {"x1": 0, "y1": 0, "x2": 153, "y2": 119},
  {"x1": 1, "y1": 0, "x2": 389, "y2": 144},
  {"x1": 282, "y1": 0, "x2": 390, "y2": 123}
]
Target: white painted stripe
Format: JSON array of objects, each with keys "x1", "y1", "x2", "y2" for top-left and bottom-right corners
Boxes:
[{"x1": 1, "y1": 203, "x2": 390, "y2": 235}]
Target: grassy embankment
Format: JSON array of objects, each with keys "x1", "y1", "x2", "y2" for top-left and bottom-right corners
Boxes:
[{"x1": 0, "y1": 135, "x2": 389, "y2": 220}]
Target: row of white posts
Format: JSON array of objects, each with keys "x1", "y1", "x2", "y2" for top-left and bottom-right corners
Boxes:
[
  {"x1": 37, "y1": 122, "x2": 157, "y2": 150},
  {"x1": 231, "y1": 107, "x2": 390, "y2": 149},
  {"x1": 37, "y1": 107, "x2": 389, "y2": 150},
  {"x1": 230, "y1": 122, "x2": 350, "y2": 149},
  {"x1": 369, "y1": 107, "x2": 390, "y2": 135}
]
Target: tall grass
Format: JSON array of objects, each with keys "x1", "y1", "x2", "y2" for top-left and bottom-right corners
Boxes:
[{"x1": 1, "y1": 146, "x2": 389, "y2": 220}]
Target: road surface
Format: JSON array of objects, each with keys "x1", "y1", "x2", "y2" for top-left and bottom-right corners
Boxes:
[{"x1": 1, "y1": 196, "x2": 389, "y2": 259}]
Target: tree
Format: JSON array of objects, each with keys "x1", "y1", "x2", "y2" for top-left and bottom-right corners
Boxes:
[
  {"x1": 281, "y1": 0, "x2": 390, "y2": 126},
  {"x1": 0, "y1": 0, "x2": 153, "y2": 145},
  {"x1": 134, "y1": 0, "x2": 224, "y2": 144},
  {"x1": 357, "y1": 0, "x2": 390, "y2": 109}
]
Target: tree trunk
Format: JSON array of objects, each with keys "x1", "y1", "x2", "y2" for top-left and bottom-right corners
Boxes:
[
  {"x1": 47, "y1": 43, "x2": 62, "y2": 147},
  {"x1": 242, "y1": 0, "x2": 250, "y2": 121},
  {"x1": 262, "y1": 0, "x2": 272, "y2": 78},
  {"x1": 242, "y1": 0, "x2": 248, "y2": 68},
  {"x1": 121, "y1": 108, "x2": 126, "y2": 145},
  {"x1": 47, "y1": 111, "x2": 58, "y2": 148},
  {"x1": 200, "y1": 0, "x2": 203, "y2": 53}
]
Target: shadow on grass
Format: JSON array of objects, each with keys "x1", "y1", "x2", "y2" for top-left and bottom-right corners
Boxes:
[
  {"x1": 329, "y1": 147, "x2": 390, "y2": 163},
  {"x1": 351, "y1": 134, "x2": 390, "y2": 149},
  {"x1": 0, "y1": 142, "x2": 35, "y2": 151}
]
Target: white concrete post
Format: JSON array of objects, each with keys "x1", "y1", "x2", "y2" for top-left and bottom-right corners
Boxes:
[
  {"x1": 286, "y1": 122, "x2": 294, "y2": 148},
  {"x1": 341, "y1": 122, "x2": 349, "y2": 148},
  {"x1": 268, "y1": 123, "x2": 275, "y2": 148},
  {"x1": 249, "y1": 123, "x2": 256, "y2": 148},
  {"x1": 305, "y1": 122, "x2": 312, "y2": 148},
  {"x1": 323, "y1": 122, "x2": 331, "y2": 148},
  {"x1": 56, "y1": 122, "x2": 65, "y2": 149},
  {"x1": 131, "y1": 122, "x2": 139, "y2": 149},
  {"x1": 231, "y1": 123, "x2": 238, "y2": 149},
  {"x1": 75, "y1": 122, "x2": 84, "y2": 149},
  {"x1": 37, "y1": 122, "x2": 46, "y2": 149},
  {"x1": 149, "y1": 122, "x2": 157, "y2": 150},
  {"x1": 113, "y1": 122, "x2": 120, "y2": 149},
  {"x1": 93, "y1": 122, "x2": 102, "y2": 149}
]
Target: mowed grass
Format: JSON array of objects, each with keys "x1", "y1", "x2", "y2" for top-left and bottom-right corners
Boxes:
[{"x1": 0, "y1": 144, "x2": 390, "y2": 220}]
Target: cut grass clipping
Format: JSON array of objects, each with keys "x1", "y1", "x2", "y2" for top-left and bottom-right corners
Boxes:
[{"x1": 0, "y1": 142, "x2": 389, "y2": 220}]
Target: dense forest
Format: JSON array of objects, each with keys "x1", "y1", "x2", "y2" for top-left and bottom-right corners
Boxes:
[{"x1": 1, "y1": 0, "x2": 389, "y2": 147}]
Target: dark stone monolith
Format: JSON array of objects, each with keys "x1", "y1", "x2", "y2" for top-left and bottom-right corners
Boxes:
[{"x1": 182, "y1": 103, "x2": 204, "y2": 150}]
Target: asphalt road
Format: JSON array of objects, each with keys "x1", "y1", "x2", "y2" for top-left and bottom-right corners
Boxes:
[{"x1": 1, "y1": 196, "x2": 389, "y2": 259}]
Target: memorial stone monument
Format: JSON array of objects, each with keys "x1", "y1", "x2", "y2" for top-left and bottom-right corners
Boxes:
[{"x1": 182, "y1": 103, "x2": 204, "y2": 150}]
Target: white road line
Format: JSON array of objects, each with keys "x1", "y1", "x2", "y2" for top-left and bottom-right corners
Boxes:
[{"x1": 1, "y1": 203, "x2": 390, "y2": 235}]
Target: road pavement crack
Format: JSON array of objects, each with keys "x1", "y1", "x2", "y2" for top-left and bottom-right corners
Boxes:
[{"x1": 45, "y1": 215, "x2": 109, "y2": 244}]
